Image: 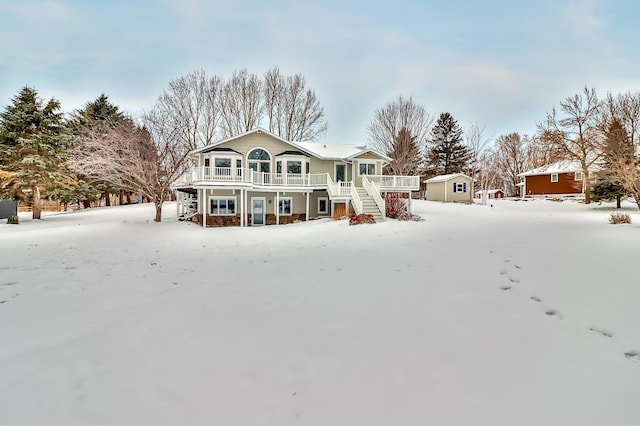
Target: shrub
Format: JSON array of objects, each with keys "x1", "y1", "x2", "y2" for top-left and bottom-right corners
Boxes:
[
  {"x1": 385, "y1": 194, "x2": 407, "y2": 219},
  {"x1": 349, "y1": 214, "x2": 376, "y2": 225},
  {"x1": 6, "y1": 215, "x2": 19, "y2": 224},
  {"x1": 609, "y1": 212, "x2": 631, "y2": 224}
]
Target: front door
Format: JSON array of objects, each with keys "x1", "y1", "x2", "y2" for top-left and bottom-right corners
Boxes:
[
  {"x1": 335, "y1": 164, "x2": 346, "y2": 182},
  {"x1": 251, "y1": 197, "x2": 265, "y2": 225}
]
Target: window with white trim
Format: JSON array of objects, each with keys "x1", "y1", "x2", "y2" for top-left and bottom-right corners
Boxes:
[
  {"x1": 278, "y1": 197, "x2": 292, "y2": 215},
  {"x1": 453, "y1": 182, "x2": 467, "y2": 193},
  {"x1": 574, "y1": 171, "x2": 583, "y2": 181},
  {"x1": 359, "y1": 162, "x2": 376, "y2": 175},
  {"x1": 248, "y1": 148, "x2": 271, "y2": 173},
  {"x1": 210, "y1": 197, "x2": 236, "y2": 215},
  {"x1": 551, "y1": 173, "x2": 559, "y2": 183},
  {"x1": 318, "y1": 197, "x2": 328, "y2": 214}
]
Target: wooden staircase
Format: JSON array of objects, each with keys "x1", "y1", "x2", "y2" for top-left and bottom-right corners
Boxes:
[{"x1": 355, "y1": 187, "x2": 384, "y2": 221}]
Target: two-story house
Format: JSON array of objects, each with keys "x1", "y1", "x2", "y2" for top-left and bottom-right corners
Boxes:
[{"x1": 172, "y1": 128, "x2": 419, "y2": 227}]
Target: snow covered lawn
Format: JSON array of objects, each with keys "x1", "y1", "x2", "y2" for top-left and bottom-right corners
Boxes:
[{"x1": 1, "y1": 199, "x2": 639, "y2": 426}]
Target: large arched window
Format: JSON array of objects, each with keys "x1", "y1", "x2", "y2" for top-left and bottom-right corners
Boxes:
[{"x1": 248, "y1": 148, "x2": 271, "y2": 173}]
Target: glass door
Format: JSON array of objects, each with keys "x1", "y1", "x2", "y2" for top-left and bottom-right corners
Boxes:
[{"x1": 251, "y1": 197, "x2": 265, "y2": 225}]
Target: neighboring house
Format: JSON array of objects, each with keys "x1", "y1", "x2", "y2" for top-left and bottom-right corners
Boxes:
[
  {"x1": 517, "y1": 161, "x2": 587, "y2": 197},
  {"x1": 474, "y1": 189, "x2": 504, "y2": 200},
  {"x1": 424, "y1": 173, "x2": 473, "y2": 202},
  {"x1": 172, "y1": 128, "x2": 420, "y2": 227}
]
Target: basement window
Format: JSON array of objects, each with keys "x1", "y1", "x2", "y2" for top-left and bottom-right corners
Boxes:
[{"x1": 210, "y1": 197, "x2": 236, "y2": 215}]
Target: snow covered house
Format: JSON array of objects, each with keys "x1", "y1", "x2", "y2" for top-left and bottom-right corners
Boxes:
[
  {"x1": 172, "y1": 128, "x2": 420, "y2": 227},
  {"x1": 424, "y1": 173, "x2": 473, "y2": 202},
  {"x1": 517, "y1": 161, "x2": 587, "y2": 198}
]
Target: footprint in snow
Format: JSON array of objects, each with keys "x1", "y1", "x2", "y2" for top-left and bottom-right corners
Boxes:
[
  {"x1": 624, "y1": 351, "x2": 639, "y2": 361},
  {"x1": 589, "y1": 327, "x2": 614, "y2": 338},
  {"x1": 499, "y1": 285, "x2": 511, "y2": 291},
  {"x1": 545, "y1": 309, "x2": 562, "y2": 319},
  {"x1": 530, "y1": 296, "x2": 542, "y2": 303},
  {"x1": 508, "y1": 277, "x2": 520, "y2": 283}
]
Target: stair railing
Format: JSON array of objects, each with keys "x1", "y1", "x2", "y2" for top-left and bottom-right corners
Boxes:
[
  {"x1": 349, "y1": 182, "x2": 363, "y2": 215},
  {"x1": 363, "y1": 175, "x2": 385, "y2": 219}
]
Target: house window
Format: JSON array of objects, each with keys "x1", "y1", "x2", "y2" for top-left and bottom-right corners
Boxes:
[
  {"x1": 214, "y1": 158, "x2": 231, "y2": 168},
  {"x1": 551, "y1": 173, "x2": 559, "y2": 183},
  {"x1": 359, "y1": 162, "x2": 376, "y2": 175},
  {"x1": 287, "y1": 161, "x2": 302, "y2": 174},
  {"x1": 318, "y1": 197, "x2": 329, "y2": 214},
  {"x1": 574, "y1": 171, "x2": 583, "y2": 181},
  {"x1": 210, "y1": 197, "x2": 236, "y2": 215},
  {"x1": 248, "y1": 148, "x2": 271, "y2": 173},
  {"x1": 276, "y1": 161, "x2": 282, "y2": 173},
  {"x1": 278, "y1": 197, "x2": 292, "y2": 215},
  {"x1": 453, "y1": 182, "x2": 467, "y2": 193}
]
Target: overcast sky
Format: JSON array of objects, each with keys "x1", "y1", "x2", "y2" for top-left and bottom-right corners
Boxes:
[{"x1": 2, "y1": 0, "x2": 640, "y2": 145}]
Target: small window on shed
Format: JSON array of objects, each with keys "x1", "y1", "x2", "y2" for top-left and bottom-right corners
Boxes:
[
  {"x1": 574, "y1": 171, "x2": 583, "y2": 181},
  {"x1": 551, "y1": 173, "x2": 559, "y2": 183}
]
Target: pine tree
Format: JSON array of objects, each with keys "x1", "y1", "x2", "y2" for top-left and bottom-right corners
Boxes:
[
  {"x1": 0, "y1": 87, "x2": 74, "y2": 219},
  {"x1": 425, "y1": 112, "x2": 469, "y2": 176},
  {"x1": 70, "y1": 94, "x2": 128, "y2": 207},
  {"x1": 592, "y1": 118, "x2": 635, "y2": 208},
  {"x1": 386, "y1": 127, "x2": 421, "y2": 175}
]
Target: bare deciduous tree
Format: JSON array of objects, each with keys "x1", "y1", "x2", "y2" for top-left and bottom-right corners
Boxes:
[
  {"x1": 72, "y1": 114, "x2": 190, "y2": 222},
  {"x1": 367, "y1": 96, "x2": 433, "y2": 175},
  {"x1": 464, "y1": 122, "x2": 491, "y2": 200},
  {"x1": 475, "y1": 149, "x2": 502, "y2": 204},
  {"x1": 152, "y1": 69, "x2": 222, "y2": 151},
  {"x1": 219, "y1": 69, "x2": 263, "y2": 138},
  {"x1": 494, "y1": 132, "x2": 528, "y2": 196},
  {"x1": 538, "y1": 87, "x2": 603, "y2": 203},
  {"x1": 602, "y1": 91, "x2": 640, "y2": 149},
  {"x1": 263, "y1": 67, "x2": 327, "y2": 141}
]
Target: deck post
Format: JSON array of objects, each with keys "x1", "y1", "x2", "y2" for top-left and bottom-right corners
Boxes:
[
  {"x1": 276, "y1": 192, "x2": 280, "y2": 225},
  {"x1": 240, "y1": 189, "x2": 244, "y2": 228},
  {"x1": 202, "y1": 188, "x2": 206, "y2": 228},
  {"x1": 306, "y1": 191, "x2": 309, "y2": 221},
  {"x1": 408, "y1": 190, "x2": 412, "y2": 218}
]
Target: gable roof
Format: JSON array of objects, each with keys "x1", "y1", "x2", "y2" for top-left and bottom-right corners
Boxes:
[
  {"x1": 191, "y1": 127, "x2": 391, "y2": 163},
  {"x1": 424, "y1": 173, "x2": 471, "y2": 183},
  {"x1": 518, "y1": 160, "x2": 582, "y2": 177}
]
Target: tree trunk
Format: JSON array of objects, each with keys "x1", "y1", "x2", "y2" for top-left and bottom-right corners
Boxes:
[
  {"x1": 119, "y1": 190, "x2": 125, "y2": 205},
  {"x1": 83, "y1": 199, "x2": 91, "y2": 209},
  {"x1": 154, "y1": 201, "x2": 163, "y2": 222},
  {"x1": 616, "y1": 195, "x2": 621, "y2": 209},
  {"x1": 32, "y1": 185, "x2": 42, "y2": 220},
  {"x1": 126, "y1": 192, "x2": 131, "y2": 204},
  {"x1": 583, "y1": 169, "x2": 591, "y2": 204},
  {"x1": 104, "y1": 191, "x2": 111, "y2": 207}
]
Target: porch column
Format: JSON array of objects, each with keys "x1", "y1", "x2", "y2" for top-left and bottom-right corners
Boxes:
[
  {"x1": 408, "y1": 191, "x2": 412, "y2": 217},
  {"x1": 276, "y1": 192, "x2": 280, "y2": 225},
  {"x1": 176, "y1": 191, "x2": 180, "y2": 217},
  {"x1": 240, "y1": 189, "x2": 245, "y2": 228},
  {"x1": 244, "y1": 189, "x2": 249, "y2": 226},
  {"x1": 202, "y1": 188, "x2": 206, "y2": 228},
  {"x1": 305, "y1": 191, "x2": 310, "y2": 221}
]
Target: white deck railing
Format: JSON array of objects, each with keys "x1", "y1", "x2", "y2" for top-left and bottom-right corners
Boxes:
[
  {"x1": 363, "y1": 176, "x2": 385, "y2": 218},
  {"x1": 366, "y1": 175, "x2": 420, "y2": 190},
  {"x1": 191, "y1": 167, "x2": 329, "y2": 188}
]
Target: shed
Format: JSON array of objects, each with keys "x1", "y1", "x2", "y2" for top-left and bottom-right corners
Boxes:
[{"x1": 424, "y1": 173, "x2": 473, "y2": 202}]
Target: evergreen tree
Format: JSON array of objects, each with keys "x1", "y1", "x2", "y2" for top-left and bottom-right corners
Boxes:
[
  {"x1": 0, "y1": 87, "x2": 74, "y2": 219},
  {"x1": 386, "y1": 127, "x2": 421, "y2": 175},
  {"x1": 592, "y1": 118, "x2": 635, "y2": 208},
  {"x1": 425, "y1": 112, "x2": 469, "y2": 176},
  {"x1": 70, "y1": 94, "x2": 128, "y2": 207}
]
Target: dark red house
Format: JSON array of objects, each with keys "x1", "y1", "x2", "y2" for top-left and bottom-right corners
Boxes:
[{"x1": 518, "y1": 161, "x2": 586, "y2": 197}]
